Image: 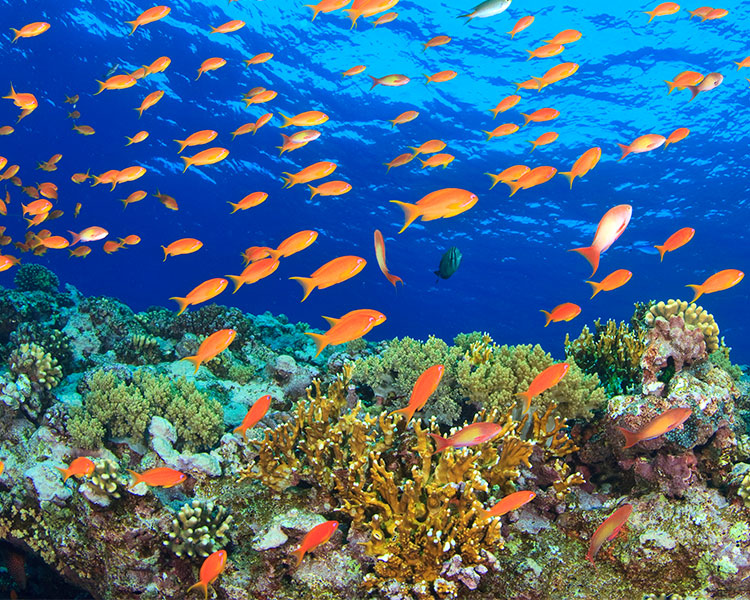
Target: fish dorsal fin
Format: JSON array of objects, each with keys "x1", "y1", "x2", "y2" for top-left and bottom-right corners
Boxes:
[{"x1": 321, "y1": 316, "x2": 340, "y2": 327}]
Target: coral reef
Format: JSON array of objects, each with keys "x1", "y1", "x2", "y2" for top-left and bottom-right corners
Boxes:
[
  {"x1": 5, "y1": 342, "x2": 62, "y2": 418},
  {"x1": 163, "y1": 499, "x2": 234, "y2": 558},
  {"x1": 13, "y1": 263, "x2": 59, "y2": 293},
  {"x1": 645, "y1": 299, "x2": 719, "y2": 353}
]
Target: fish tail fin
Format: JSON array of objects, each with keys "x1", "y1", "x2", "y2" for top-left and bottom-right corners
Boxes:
[
  {"x1": 94, "y1": 80, "x2": 106, "y2": 95},
  {"x1": 181, "y1": 355, "x2": 202, "y2": 374},
  {"x1": 616, "y1": 426, "x2": 639, "y2": 449},
  {"x1": 195, "y1": 70, "x2": 203, "y2": 81},
  {"x1": 386, "y1": 272, "x2": 404, "y2": 287},
  {"x1": 507, "y1": 30, "x2": 516, "y2": 39},
  {"x1": 368, "y1": 75, "x2": 379, "y2": 91},
  {"x1": 643, "y1": 10, "x2": 655, "y2": 23},
  {"x1": 489, "y1": 107, "x2": 500, "y2": 120},
  {"x1": 228, "y1": 201, "x2": 240, "y2": 214},
  {"x1": 304, "y1": 5, "x2": 320, "y2": 21},
  {"x1": 532, "y1": 77, "x2": 546, "y2": 91},
  {"x1": 389, "y1": 200, "x2": 421, "y2": 234},
  {"x1": 289, "y1": 277, "x2": 316, "y2": 302},
  {"x1": 388, "y1": 119, "x2": 396, "y2": 128},
  {"x1": 685, "y1": 284, "x2": 703, "y2": 302},
  {"x1": 55, "y1": 467, "x2": 72, "y2": 482},
  {"x1": 423, "y1": 73, "x2": 431, "y2": 84},
  {"x1": 528, "y1": 141, "x2": 537, "y2": 153},
  {"x1": 663, "y1": 79, "x2": 676, "y2": 94},
  {"x1": 685, "y1": 85, "x2": 700, "y2": 102},
  {"x1": 278, "y1": 112, "x2": 293, "y2": 128},
  {"x1": 428, "y1": 433, "x2": 451, "y2": 453},
  {"x1": 384, "y1": 163, "x2": 392, "y2": 173},
  {"x1": 482, "y1": 130, "x2": 493, "y2": 141},
  {"x1": 125, "y1": 20, "x2": 138, "y2": 35},
  {"x1": 559, "y1": 171, "x2": 575, "y2": 189},
  {"x1": 586, "y1": 280, "x2": 602, "y2": 299},
  {"x1": 185, "y1": 581, "x2": 208, "y2": 600},
  {"x1": 512, "y1": 81, "x2": 524, "y2": 92},
  {"x1": 307, "y1": 184, "x2": 319, "y2": 198},
  {"x1": 280, "y1": 172, "x2": 295, "y2": 188},
  {"x1": 67, "y1": 230, "x2": 81, "y2": 246},
  {"x1": 654, "y1": 244, "x2": 666, "y2": 262},
  {"x1": 169, "y1": 296, "x2": 190, "y2": 315},
  {"x1": 135, "y1": 107, "x2": 144, "y2": 119},
  {"x1": 304, "y1": 332, "x2": 328, "y2": 358},
  {"x1": 506, "y1": 181, "x2": 522, "y2": 197},
  {"x1": 485, "y1": 173, "x2": 502, "y2": 190},
  {"x1": 232, "y1": 424, "x2": 248, "y2": 440},
  {"x1": 540, "y1": 309, "x2": 552, "y2": 327},
  {"x1": 226, "y1": 275, "x2": 245, "y2": 294},
  {"x1": 10, "y1": 29, "x2": 20, "y2": 43},
  {"x1": 3, "y1": 83, "x2": 16, "y2": 100},
  {"x1": 419, "y1": 159, "x2": 427, "y2": 169},
  {"x1": 343, "y1": 9, "x2": 360, "y2": 29},
  {"x1": 735, "y1": 62, "x2": 742, "y2": 70},
  {"x1": 209, "y1": 26, "x2": 218, "y2": 33},
  {"x1": 516, "y1": 391, "x2": 532, "y2": 412},
  {"x1": 174, "y1": 139, "x2": 187, "y2": 154},
  {"x1": 125, "y1": 469, "x2": 142, "y2": 489},
  {"x1": 569, "y1": 246, "x2": 600, "y2": 276},
  {"x1": 181, "y1": 156, "x2": 192, "y2": 173},
  {"x1": 617, "y1": 143, "x2": 630, "y2": 162},
  {"x1": 161, "y1": 246, "x2": 169, "y2": 261},
  {"x1": 231, "y1": 132, "x2": 237, "y2": 141},
  {"x1": 389, "y1": 406, "x2": 415, "y2": 424},
  {"x1": 521, "y1": 113, "x2": 531, "y2": 127},
  {"x1": 291, "y1": 548, "x2": 305, "y2": 567},
  {"x1": 525, "y1": 50, "x2": 534, "y2": 60}
]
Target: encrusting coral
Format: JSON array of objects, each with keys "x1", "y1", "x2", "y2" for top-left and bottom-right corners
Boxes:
[
  {"x1": 645, "y1": 299, "x2": 719, "y2": 353},
  {"x1": 13, "y1": 263, "x2": 59, "y2": 293},
  {"x1": 163, "y1": 499, "x2": 234, "y2": 558}
]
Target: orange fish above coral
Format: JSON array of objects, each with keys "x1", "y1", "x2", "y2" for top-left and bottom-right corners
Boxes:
[
  {"x1": 686, "y1": 269, "x2": 744, "y2": 301},
  {"x1": 305, "y1": 309, "x2": 386, "y2": 357},
  {"x1": 233, "y1": 394, "x2": 272, "y2": 440},
  {"x1": 289, "y1": 255, "x2": 366, "y2": 301},
  {"x1": 390, "y1": 365, "x2": 444, "y2": 424},
  {"x1": 182, "y1": 329, "x2": 237, "y2": 373},
  {"x1": 617, "y1": 407, "x2": 692, "y2": 448}
]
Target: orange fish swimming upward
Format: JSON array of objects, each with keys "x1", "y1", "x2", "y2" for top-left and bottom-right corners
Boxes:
[
  {"x1": 489, "y1": 95, "x2": 520, "y2": 119},
  {"x1": 182, "y1": 329, "x2": 237, "y2": 373},
  {"x1": 226, "y1": 257, "x2": 280, "y2": 293},
  {"x1": 535, "y1": 62, "x2": 580, "y2": 90},
  {"x1": 127, "y1": 5, "x2": 171, "y2": 35},
  {"x1": 429, "y1": 422, "x2": 504, "y2": 453},
  {"x1": 616, "y1": 407, "x2": 692, "y2": 448},
  {"x1": 305, "y1": 310, "x2": 386, "y2": 357},
  {"x1": 544, "y1": 29, "x2": 582, "y2": 45},
  {"x1": 135, "y1": 90, "x2": 164, "y2": 118},
  {"x1": 233, "y1": 394, "x2": 272, "y2": 440},
  {"x1": 187, "y1": 550, "x2": 227, "y2": 600},
  {"x1": 486, "y1": 165, "x2": 530, "y2": 190},
  {"x1": 292, "y1": 521, "x2": 339, "y2": 566},
  {"x1": 686, "y1": 269, "x2": 744, "y2": 301},
  {"x1": 664, "y1": 127, "x2": 690, "y2": 148},
  {"x1": 374, "y1": 229, "x2": 404, "y2": 288},
  {"x1": 654, "y1": 227, "x2": 694, "y2": 261},
  {"x1": 586, "y1": 505, "x2": 633, "y2": 563},
  {"x1": 390, "y1": 365, "x2": 444, "y2": 424},
  {"x1": 517, "y1": 363, "x2": 569, "y2": 412},
  {"x1": 559, "y1": 147, "x2": 601, "y2": 189},
  {"x1": 290, "y1": 255, "x2": 366, "y2": 301},
  {"x1": 540, "y1": 302, "x2": 581, "y2": 327},
  {"x1": 171, "y1": 278, "x2": 228, "y2": 315},
  {"x1": 477, "y1": 490, "x2": 536, "y2": 520},
  {"x1": 391, "y1": 188, "x2": 478, "y2": 233},
  {"x1": 57, "y1": 457, "x2": 95, "y2": 482},
  {"x1": 587, "y1": 269, "x2": 633, "y2": 299},
  {"x1": 126, "y1": 467, "x2": 186, "y2": 489},
  {"x1": 229, "y1": 192, "x2": 268, "y2": 213},
  {"x1": 569, "y1": 204, "x2": 632, "y2": 276},
  {"x1": 507, "y1": 16, "x2": 534, "y2": 39}
]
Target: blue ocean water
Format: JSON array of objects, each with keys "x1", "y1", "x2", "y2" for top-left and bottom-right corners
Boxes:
[{"x1": 0, "y1": 0, "x2": 747, "y2": 362}]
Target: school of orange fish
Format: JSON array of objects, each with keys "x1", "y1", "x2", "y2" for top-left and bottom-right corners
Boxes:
[{"x1": 0, "y1": 1, "x2": 747, "y2": 595}]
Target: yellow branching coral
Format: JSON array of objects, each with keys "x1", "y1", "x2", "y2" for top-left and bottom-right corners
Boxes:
[
  {"x1": 645, "y1": 299, "x2": 719, "y2": 353},
  {"x1": 464, "y1": 333, "x2": 495, "y2": 365},
  {"x1": 550, "y1": 460, "x2": 586, "y2": 501}
]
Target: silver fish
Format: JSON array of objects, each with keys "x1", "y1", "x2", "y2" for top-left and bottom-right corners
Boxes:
[{"x1": 459, "y1": 0, "x2": 511, "y2": 21}]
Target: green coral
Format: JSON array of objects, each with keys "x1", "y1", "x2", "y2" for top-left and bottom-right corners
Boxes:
[
  {"x1": 13, "y1": 263, "x2": 59, "y2": 293},
  {"x1": 67, "y1": 369, "x2": 223, "y2": 452},
  {"x1": 709, "y1": 346, "x2": 743, "y2": 381}
]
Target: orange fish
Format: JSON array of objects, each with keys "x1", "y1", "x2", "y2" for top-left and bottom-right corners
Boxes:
[
  {"x1": 420, "y1": 153, "x2": 454, "y2": 169},
  {"x1": 392, "y1": 188, "x2": 478, "y2": 233},
  {"x1": 282, "y1": 161, "x2": 337, "y2": 188},
  {"x1": 57, "y1": 457, "x2": 95, "y2": 482},
  {"x1": 654, "y1": 227, "x2": 694, "y2": 261},
  {"x1": 71, "y1": 171, "x2": 91, "y2": 184},
  {"x1": 429, "y1": 422, "x2": 503, "y2": 453},
  {"x1": 528, "y1": 131, "x2": 558, "y2": 152},
  {"x1": 486, "y1": 165, "x2": 530, "y2": 190},
  {"x1": 292, "y1": 521, "x2": 339, "y2": 566},
  {"x1": 126, "y1": 130, "x2": 149, "y2": 146},
  {"x1": 507, "y1": 16, "x2": 534, "y2": 38},
  {"x1": 559, "y1": 147, "x2": 601, "y2": 189},
  {"x1": 664, "y1": 70, "x2": 703, "y2": 94},
  {"x1": 384, "y1": 153, "x2": 414, "y2": 172},
  {"x1": 423, "y1": 35, "x2": 451, "y2": 52},
  {"x1": 242, "y1": 246, "x2": 274, "y2": 265},
  {"x1": 65, "y1": 95, "x2": 79, "y2": 105},
  {"x1": 162, "y1": 238, "x2": 203, "y2": 261},
  {"x1": 74, "y1": 203, "x2": 82, "y2": 218},
  {"x1": 0, "y1": 255, "x2": 21, "y2": 271},
  {"x1": 22, "y1": 199, "x2": 52, "y2": 216},
  {"x1": 734, "y1": 56, "x2": 750, "y2": 70},
  {"x1": 517, "y1": 362, "x2": 569, "y2": 412},
  {"x1": 279, "y1": 111, "x2": 329, "y2": 128},
  {"x1": 409, "y1": 140, "x2": 446, "y2": 156},
  {"x1": 305, "y1": 310, "x2": 386, "y2": 357},
  {"x1": 506, "y1": 166, "x2": 557, "y2": 197},
  {"x1": 489, "y1": 95, "x2": 520, "y2": 119},
  {"x1": 374, "y1": 229, "x2": 403, "y2": 288},
  {"x1": 243, "y1": 90, "x2": 277, "y2": 106},
  {"x1": 229, "y1": 192, "x2": 268, "y2": 213},
  {"x1": 586, "y1": 505, "x2": 633, "y2": 563},
  {"x1": 275, "y1": 230, "x2": 318, "y2": 258},
  {"x1": 389, "y1": 110, "x2": 419, "y2": 127},
  {"x1": 3, "y1": 84, "x2": 38, "y2": 121},
  {"x1": 73, "y1": 124, "x2": 95, "y2": 136},
  {"x1": 231, "y1": 123, "x2": 256, "y2": 140},
  {"x1": 0, "y1": 126, "x2": 14, "y2": 135},
  {"x1": 187, "y1": 550, "x2": 227, "y2": 600},
  {"x1": 569, "y1": 204, "x2": 632, "y2": 276},
  {"x1": 226, "y1": 257, "x2": 280, "y2": 293},
  {"x1": 94, "y1": 74, "x2": 136, "y2": 95},
  {"x1": 373, "y1": 11, "x2": 398, "y2": 26},
  {"x1": 344, "y1": 0, "x2": 399, "y2": 29},
  {"x1": 308, "y1": 181, "x2": 351, "y2": 198},
  {"x1": 304, "y1": 0, "x2": 350, "y2": 21},
  {"x1": 369, "y1": 74, "x2": 410, "y2": 90},
  {"x1": 174, "y1": 130, "x2": 218, "y2": 154},
  {"x1": 252, "y1": 113, "x2": 273, "y2": 134},
  {"x1": 277, "y1": 129, "x2": 321, "y2": 155},
  {"x1": 617, "y1": 407, "x2": 692, "y2": 448},
  {"x1": 68, "y1": 246, "x2": 91, "y2": 258},
  {"x1": 233, "y1": 394, "x2": 272, "y2": 440},
  {"x1": 664, "y1": 127, "x2": 690, "y2": 148},
  {"x1": 541, "y1": 302, "x2": 581, "y2": 327},
  {"x1": 135, "y1": 90, "x2": 164, "y2": 117},
  {"x1": 119, "y1": 235, "x2": 141, "y2": 245},
  {"x1": 483, "y1": 123, "x2": 519, "y2": 140},
  {"x1": 702, "y1": 7, "x2": 728, "y2": 20},
  {"x1": 211, "y1": 19, "x2": 245, "y2": 34},
  {"x1": 544, "y1": 29, "x2": 582, "y2": 44},
  {"x1": 521, "y1": 107, "x2": 559, "y2": 127},
  {"x1": 127, "y1": 466, "x2": 186, "y2": 489},
  {"x1": 686, "y1": 72, "x2": 722, "y2": 101},
  {"x1": 390, "y1": 365, "x2": 443, "y2": 424},
  {"x1": 144, "y1": 56, "x2": 171, "y2": 75},
  {"x1": 130, "y1": 67, "x2": 148, "y2": 80},
  {"x1": 69, "y1": 227, "x2": 108, "y2": 244},
  {"x1": 171, "y1": 278, "x2": 228, "y2": 315},
  {"x1": 121, "y1": 190, "x2": 147, "y2": 208},
  {"x1": 103, "y1": 241, "x2": 124, "y2": 254},
  {"x1": 343, "y1": 65, "x2": 367, "y2": 77},
  {"x1": 11, "y1": 21, "x2": 50, "y2": 43},
  {"x1": 424, "y1": 70, "x2": 457, "y2": 84},
  {"x1": 477, "y1": 490, "x2": 536, "y2": 520},
  {"x1": 686, "y1": 269, "x2": 744, "y2": 301},
  {"x1": 196, "y1": 58, "x2": 227, "y2": 80},
  {"x1": 290, "y1": 256, "x2": 366, "y2": 301},
  {"x1": 243, "y1": 52, "x2": 274, "y2": 67},
  {"x1": 127, "y1": 5, "x2": 171, "y2": 35},
  {"x1": 587, "y1": 269, "x2": 632, "y2": 299},
  {"x1": 526, "y1": 43, "x2": 564, "y2": 60},
  {"x1": 182, "y1": 329, "x2": 237, "y2": 373},
  {"x1": 618, "y1": 133, "x2": 666, "y2": 161},
  {"x1": 182, "y1": 147, "x2": 229, "y2": 172},
  {"x1": 643, "y1": 2, "x2": 680, "y2": 22}
]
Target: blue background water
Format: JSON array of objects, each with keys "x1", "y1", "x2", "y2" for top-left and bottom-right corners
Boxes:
[{"x1": 0, "y1": 0, "x2": 747, "y2": 363}]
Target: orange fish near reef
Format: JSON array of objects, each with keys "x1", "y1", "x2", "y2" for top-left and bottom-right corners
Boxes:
[
  {"x1": 369, "y1": 74, "x2": 410, "y2": 90},
  {"x1": 171, "y1": 278, "x2": 228, "y2": 315},
  {"x1": 182, "y1": 329, "x2": 236, "y2": 373},
  {"x1": 226, "y1": 257, "x2": 280, "y2": 293},
  {"x1": 11, "y1": 21, "x2": 50, "y2": 42},
  {"x1": 541, "y1": 302, "x2": 581, "y2": 327},
  {"x1": 187, "y1": 550, "x2": 227, "y2": 600},
  {"x1": 569, "y1": 204, "x2": 632, "y2": 276},
  {"x1": 559, "y1": 147, "x2": 601, "y2": 189},
  {"x1": 282, "y1": 161, "x2": 337, "y2": 188},
  {"x1": 617, "y1": 407, "x2": 692, "y2": 448},
  {"x1": 144, "y1": 56, "x2": 171, "y2": 75},
  {"x1": 618, "y1": 134, "x2": 666, "y2": 160},
  {"x1": 528, "y1": 131, "x2": 558, "y2": 152},
  {"x1": 587, "y1": 269, "x2": 633, "y2": 299},
  {"x1": 292, "y1": 521, "x2": 339, "y2": 566},
  {"x1": 517, "y1": 363, "x2": 569, "y2": 412},
  {"x1": 391, "y1": 188, "x2": 478, "y2": 234},
  {"x1": 643, "y1": 2, "x2": 680, "y2": 22},
  {"x1": 423, "y1": 35, "x2": 451, "y2": 52},
  {"x1": 57, "y1": 457, "x2": 95, "y2": 482},
  {"x1": 174, "y1": 130, "x2": 218, "y2": 154},
  {"x1": 654, "y1": 227, "x2": 694, "y2": 261},
  {"x1": 483, "y1": 123, "x2": 519, "y2": 140},
  {"x1": 126, "y1": 467, "x2": 186, "y2": 489},
  {"x1": 535, "y1": 62, "x2": 580, "y2": 90},
  {"x1": 477, "y1": 490, "x2": 536, "y2": 520},
  {"x1": 374, "y1": 230, "x2": 403, "y2": 288},
  {"x1": 244, "y1": 52, "x2": 274, "y2": 67},
  {"x1": 521, "y1": 108, "x2": 559, "y2": 127},
  {"x1": 126, "y1": 5, "x2": 171, "y2": 35},
  {"x1": 182, "y1": 147, "x2": 229, "y2": 172},
  {"x1": 126, "y1": 131, "x2": 149, "y2": 146},
  {"x1": 373, "y1": 11, "x2": 398, "y2": 26},
  {"x1": 290, "y1": 255, "x2": 366, "y2": 302},
  {"x1": 121, "y1": 190, "x2": 147, "y2": 208},
  {"x1": 305, "y1": 310, "x2": 386, "y2": 357},
  {"x1": 233, "y1": 394, "x2": 272, "y2": 440},
  {"x1": 686, "y1": 269, "x2": 744, "y2": 301},
  {"x1": 163, "y1": 238, "x2": 203, "y2": 261},
  {"x1": 343, "y1": 65, "x2": 367, "y2": 77},
  {"x1": 586, "y1": 505, "x2": 633, "y2": 563},
  {"x1": 429, "y1": 422, "x2": 503, "y2": 453},
  {"x1": 103, "y1": 241, "x2": 124, "y2": 254},
  {"x1": 544, "y1": 29, "x2": 582, "y2": 45},
  {"x1": 390, "y1": 365, "x2": 444, "y2": 424},
  {"x1": 526, "y1": 43, "x2": 564, "y2": 60},
  {"x1": 686, "y1": 72, "x2": 723, "y2": 101}
]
